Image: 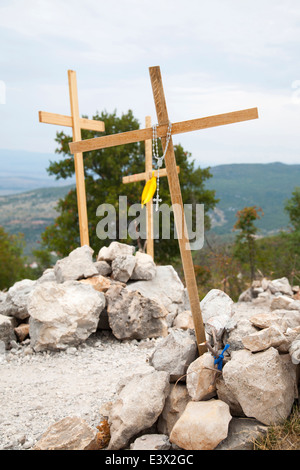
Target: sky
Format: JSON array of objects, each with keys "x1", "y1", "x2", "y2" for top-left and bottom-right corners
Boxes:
[{"x1": 0, "y1": 0, "x2": 300, "y2": 170}]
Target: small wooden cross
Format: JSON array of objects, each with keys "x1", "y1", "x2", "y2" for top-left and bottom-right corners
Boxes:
[
  {"x1": 69, "y1": 66, "x2": 259, "y2": 355},
  {"x1": 39, "y1": 70, "x2": 105, "y2": 247},
  {"x1": 122, "y1": 115, "x2": 180, "y2": 259}
]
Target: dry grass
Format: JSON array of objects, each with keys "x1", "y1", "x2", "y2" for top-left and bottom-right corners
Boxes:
[{"x1": 253, "y1": 405, "x2": 300, "y2": 450}]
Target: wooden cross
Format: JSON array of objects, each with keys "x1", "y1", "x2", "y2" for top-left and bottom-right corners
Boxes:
[
  {"x1": 39, "y1": 70, "x2": 105, "y2": 247},
  {"x1": 69, "y1": 66, "x2": 259, "y2": 355},
  {"x1": 122, "y1": 115, "x2": 180, "y2": 259}
]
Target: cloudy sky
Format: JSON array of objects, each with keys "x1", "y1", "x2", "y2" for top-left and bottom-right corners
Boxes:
[{"x1": 0, "y1": 0, "x2": 300, "y2": 168}]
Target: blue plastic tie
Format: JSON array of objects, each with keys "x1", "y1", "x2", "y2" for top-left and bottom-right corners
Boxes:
[{"x1": 214, "y1": 344, "x2": 230, "y2": 371}]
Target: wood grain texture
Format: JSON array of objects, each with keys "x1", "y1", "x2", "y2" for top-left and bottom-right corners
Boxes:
[
  {"x1": 145, "y1": 116, "x2": 154, "y2": 259},
  {"x1": 69, "y1": 107, "x2": 258, "y2": 154},
  {"x1": 39, "y1": 111, "x2": 105, "y2": 132},
  {"x1": 68, "y1": 70, "x2": 89, "y2": 247},
  {"x1": 122, "y1": 166, "x2": 180, "y2": 184},
  {"x1": 149, "y1": 66, "x2": 207, "y2": 356}
]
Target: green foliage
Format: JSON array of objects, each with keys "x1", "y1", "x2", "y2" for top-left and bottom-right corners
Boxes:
[
  {"x1": 0, "y1": 226, "x2": 33, "y2": 290},
  {"x1": 233, "y1": 206, "x2": 264, "y2": 281},
  {"x1": 40, "y1": 109, "x2": 218, "y2": 264},
  {"x1": 285, "y1": 186, "x2": 300, "y2": 231}
]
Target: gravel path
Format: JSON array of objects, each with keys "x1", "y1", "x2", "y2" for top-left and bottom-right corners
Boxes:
[{"x1": 0, "y1": 331, "x2": 158, "y2": 450}]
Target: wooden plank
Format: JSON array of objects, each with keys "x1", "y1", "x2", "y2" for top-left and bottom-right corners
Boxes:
[
  {"x1": 149, "y1": 66, "x2": 207, "y2": 356},
  {"x1": 39, "y1": 111, "x2": 105, "y2": 132},
  {"x1": 69, "y1": 107, "x2": 258, "y2": 154},
  {"x1": 122, "y1": 166, "x2": 180, "y2": 184},
  {"x1": 145, "y1": 115, "x2": 154, "y2": 259},
  {"x1": 68, "y1": 70, "x2": 90, "y2": 247}
]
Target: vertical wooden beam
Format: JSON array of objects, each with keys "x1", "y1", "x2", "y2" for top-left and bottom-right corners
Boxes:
[
  {"x1": 149, "y1": 66, "x2": 206, "y2": 355},
  {"x1": 145, "y1": 115, "x2": 154, "y2": 259},
  {"x1": 68, "y1": 70, "x2": 90, "y2": 247}
]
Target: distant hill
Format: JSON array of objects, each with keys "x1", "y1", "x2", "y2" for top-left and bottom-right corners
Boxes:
[
  {"x1": 0, "y1": 162, "x2": 299, "y2": 259},
  {"x1": 205, "y1": 162, "x2": 300, "y2": 236},
  {"x1": 0, "y1": 148, "x2": 75, "y2": 195},
  {"x1": 0, "y1": 185, "x2": 74, "y2": 256}
]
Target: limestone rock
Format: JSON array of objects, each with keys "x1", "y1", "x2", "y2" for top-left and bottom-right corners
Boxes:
[
  {"x1": 271, "y1": 295, "x2": 295, "y2": 311},
  {"x1": 170, "y1": 400, "x2": 232, "y2": 450},
  {"x1": 130, "y1": 434, "x2": 171, "y2": 450},
  {"x1": 105, "y1": 283, "x2": 168, "y2": 340},
  {"x1": 28, "y1": 281, "x2": 106, "y2": 352},
  {"x1": 14, "y1": 323, "x2": 30, "y2": 342},
  {"x1": 33, "y1": 416, "x2": 99, "y2": 450},
  {"x1": 130, "y1": 251, "x2": 156, "y2": 281},
  {"x1": 97, "y1": 242, "x2": 134, "y2": 262},
  {"x1": 173, "y1": 310, "x2": 194, "y2": 330},
  {"x1": 107, "y1": 370, "x2": 170, "y2": 450},
  {"x1": 222, "y1": 348, "x2": 297, "y2": 425},
  {"x1": 0, "y1": 279, "x2": 36, "y2": 320},
  {"x1": 225, "y1": 319, "x2": 258, "y2": 351},
  {"x1": 54, "y1": 245, "x2": 98, "y2": 283},
  {"x1": 157, "y1": 383, "x2": 191, "y2": 436},
  {"x1": 289, "y1": 338, "x2": 300, "y2": 364},
  {"x1": 0, "y1": 314, "x2": 17, "y2": 348},
  {"x1": 216, "y1": 376, "x2": 245, "y2": 417},
  {"x1": 249, "y1": 312, "x2": 287, "y2": 330},
  {"x1": 268, "y1": 277, "x2": 293, "y2": 296},
  {"x1": 79, "y1": 274, "x2": 112, "y2": 293},
  {"x1": 278, "y1": 326, "x2": 300, "y2": 353},
  {"x1": 36, "y1": 268, "x2": 56, "y2": 284},
  {"x1": 149, "y1": 329, "x2": 197, "y2": 382},
  {"x1": 94, "y1": 260, "x2": 112, "y2": 277},
  {"x1": 186, "y1": 352, "x2": 217, "y2": 401},
  {"x1": 200, "y1": 289, "x2": 234, "y2": 338},
  {"x1": 111, "y1": 255, "x2": 136, "y2": 283},
  {"x1": 126, "y1": 265, "x2": 186, "y2": 325},
  {"x1": 242, "y1": 326, "x2": 286, "y2": 352},
  {"x1": 215, "y1": 418, "x2": 268, "y2": 450}
]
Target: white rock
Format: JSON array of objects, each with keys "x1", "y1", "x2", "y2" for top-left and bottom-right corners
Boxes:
[
  {"x1": 97, "y1": 242, "x2": 134, "y2": 262},
  {"x1": 222, "y1": 348, "x2": 297, "y2": 425},
  {"x1": 111, "y1": 255, "x2": 136, "y2": 283},
  {"x1": 130, "y1": 251, "x2": 156, "y2": 281},
  {"x1": 170, "y1": 400, "x2": 232, "y2": 450},
  {"x1": 54, "y1": 245, "x2": 98, "y2": 283},
  {"x1": 157, "y1": 383, "x2": 191, "y2": 436},
  {"x1": 107, "y1": 370, "x2": 170, "y2": 450},
  {"x1": 28, "y1": 281, "x2": 106, "y2": 352},
  {"x1": 271, "y1": 295, "x2": 295, "y2": 311},
  {"x1": 200, "y1": 289, "x2": 234, "y2": 338},
  {"x1": 186, "y1": 352, "x2": 217, "y2": 401},
  {"x1": 126, "y1": 266, "x2": 186, "y2": 324},
  {"x1": 0, "y1": 314, "x2": 17, "y2": 348},
  {"x1": 149, "y1": 329, "x2": 197, "y2": 382},
  {"x1": 0, "y1": 279, "x2": 37, "y2": 320},
  {"x1": 242, "y1": 326, "x2": 286, "y2": 352},
  {"x1": 130, "y1": 434, "x2": 171, "y2": 450},
  {"x1": 269, "y1": 277, "x2": 293, "y2": 296}
]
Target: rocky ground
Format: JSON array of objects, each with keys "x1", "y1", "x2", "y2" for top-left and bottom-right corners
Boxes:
[
  {"x1": 0, "y1": 242, "x2": 299, "y2": 451},
  {"x1": 0, "y1": 330, "x2": 158, "y2": 450}
]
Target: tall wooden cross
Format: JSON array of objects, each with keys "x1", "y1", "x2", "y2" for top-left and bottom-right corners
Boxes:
[
  {"x1": 69, "y1": 66, "x2": 259, "y2": 355},
  {"x1": 122, "y1": 115, "x2": 180, "y2": 259},
  {"x1": 39, "y1": 70, "x2": 105, "y2": 247}
]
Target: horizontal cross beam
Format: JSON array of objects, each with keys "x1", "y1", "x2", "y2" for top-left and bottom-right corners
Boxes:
[
  {"x1": 122, "y1": 166, "x2": 180, "y2": 184},
  {"x1": 39, "y1": 111, "x2": 105, "y2": 132},
  {"x1": 69, "y1": 107, "x2": 258, "y2": 154}
]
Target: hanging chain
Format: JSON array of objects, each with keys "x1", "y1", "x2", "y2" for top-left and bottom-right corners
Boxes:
[{"x1": 152, "y1": 121, "x2": 172, "y2": 211}]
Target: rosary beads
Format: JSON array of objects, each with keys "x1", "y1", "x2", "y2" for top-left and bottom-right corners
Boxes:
[{"x1": 152, "y1": 121, "x2": 172, "y2": 211}]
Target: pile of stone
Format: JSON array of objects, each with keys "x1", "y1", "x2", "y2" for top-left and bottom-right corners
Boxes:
[
  {"x1": 0, "y1": 242, "x2": 189, "y2": 353},
  {"x1": 0, "y1": 243, "x2": 299, "y2": 451}
]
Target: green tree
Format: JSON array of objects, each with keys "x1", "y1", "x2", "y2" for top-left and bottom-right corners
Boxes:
[
  {"x1": 40, "y1": 110, "x2": 218, "y2": 264},
  {"x1": 285, "y1": 187, "x2": 300, "y2": 231},
  {"x1": 233, "y1": 206, "x2": 264, "y2": 282},
  {"x1": 0, "y1": 227, "x2": 30, "y2": 290}
]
